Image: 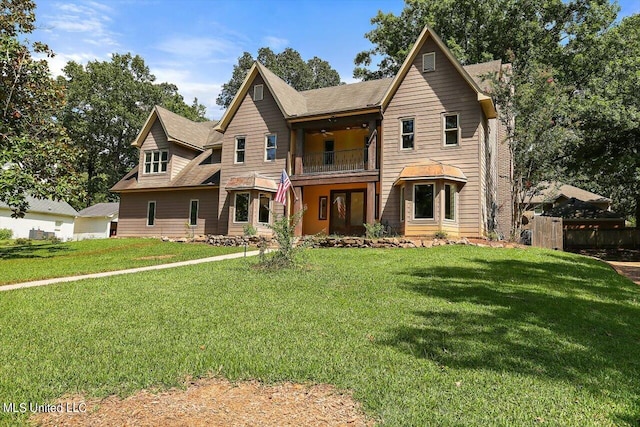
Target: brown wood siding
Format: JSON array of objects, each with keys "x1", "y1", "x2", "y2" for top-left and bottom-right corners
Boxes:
[
  {"x1": 118, "y1": 189, "x2": 219, "y2": 237},
  {"x1": 170, "y1": 144, "x2": 198, "y2": 179},
  {"x1": 138, "y1": 121, "x2": 171, "y2": 187},
  {"x1": 380, "y1": 38, "x2": 484, "y2": 237},
  {"x1": 218, "y1": 74, "x2": 288, "y2": 235},
  {"x1": 495, "y1": 113, "x2": 513, "y2": 238}
]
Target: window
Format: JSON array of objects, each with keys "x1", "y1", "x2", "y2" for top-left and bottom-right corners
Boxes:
[
  {"x1": 414, "y1": 184, "x2": 434, "y2": 219},
  {"x1": 144, "y1": 150, "x2": 168, "y2": 174},
  {"x1": 422, "y1": 52, "x2": 435, "y2": 72},
  {"x1": 189, "y1": 199, "x2": 199, "y2": 226},
  {"x1": 254, "y1": 84, "x2": 263, "y2": 101},
  {"x1": 235, "y1": 136, "x2": 246, "y2": 164},
  {"x1": 234, "y1": 193, "x2": 249, "y2": 223},
  {"x1": 445, "y1": 184, "x2": 456, "y2": 221},
  {"x1": 319, "y1": 196, "x2": 328, "y2": 220},
  {"x1": 443, "y1": 114, "x2": 460, "y2": 146},
  {"x1": 265, "y1": 134, "x2": 277, "y2": 161},
  {"x1": 147, "y1": 201, "x2": 156, "y2": 226},
  {"x1": 401, "y1": 118, "x2": 414, "y2": 150},
  {"x1": 258, "y1": 193, "x2": 271, "y2": 224},
  {"x1": 399, "y1": 186, "x2": 405, "y2": 222}
]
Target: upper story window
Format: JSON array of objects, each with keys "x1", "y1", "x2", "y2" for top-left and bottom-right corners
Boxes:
[
  {"x1": 422, "y1": 52, "x2": 435, "y2": 72},
  {"x1": 443, "y1": 113, "x2": 460, "y2": 146},
  {"x1": 414, "y1": 183, "x2": 435, "y2": 220},
  {"x1": 265, "y1": 134, "x2": 277, "y2": 161},
  {"x1": 254, "y1": 84, "x2": 264, "y2": 101},
  {"x1": 235, "y1": 136, "x2": 246, "y2": 164},
  {"x1": 144, "y1": 150, "x2": 168, "y2": 174},
  {"x1": 401, "y1": 118, "x2": 414, "y2": 150}
]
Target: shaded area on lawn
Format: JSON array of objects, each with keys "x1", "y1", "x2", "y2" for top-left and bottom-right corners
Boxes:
[
  {"x1": 0, "y1": 242, "x2": 73, "y2": 260},
  {"x1": 385, "y1": 252, "x2": 640, "y2": 420}
]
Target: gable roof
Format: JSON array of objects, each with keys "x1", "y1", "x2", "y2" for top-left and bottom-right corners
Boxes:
[
  {"x1": 0, "y1": 195, "x2": 78, "y2": 217},
  {"x1": 529, "y1": 182, "x2": 611, "y2": 205},
  {"x1": 132, "y1": 106, "x2": 216, "y2": 151},
  {"x1": 215, "y1": 25, "x2": 498, "y2": 132},
  {"x1": 77, "y1": 202, "x2": 119, "y2": 218},
  {"x1": 542, "y1": 198, "x2": 622, "y2": 219},
  {"x1": 111, "y1": 150, "x2": 220, "y2": 192},
  {"x1": 380, "y1": 25, "x2": 497, "y2": 119}
]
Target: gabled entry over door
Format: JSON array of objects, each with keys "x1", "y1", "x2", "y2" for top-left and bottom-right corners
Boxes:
[{"x1": 330, "y1": 190, "x2": 365, "y2": 236}]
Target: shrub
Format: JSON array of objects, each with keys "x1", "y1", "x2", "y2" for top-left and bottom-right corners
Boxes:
[
  {"x1": 243, "y1": 224, "x2": 257, "y2": 237},
  {"x1": 0, "y1": 228, "x2": 13, "y2": 240},
  {"x1": 14, "y1": 238, "x2": 31, "y2": 246},
  {"x1": 258, "y1": 209, "x2": 306, "y2": 269},
  {"x1": 364, "y1": 222, "x2": 385, "y2": 239},
  {"x1": 434, "y1": 230, "x2": 448, "y2": 239}
]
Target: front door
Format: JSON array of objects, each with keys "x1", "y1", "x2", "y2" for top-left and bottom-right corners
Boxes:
[{"x1": 329, "y1": 190, "x2": 365, "y2": 235}]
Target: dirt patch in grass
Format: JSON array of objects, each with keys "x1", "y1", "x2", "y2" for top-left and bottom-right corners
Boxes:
[
  {"x1": 31, "y1": 378, "x2": 374, "y2": 427},
  {"x1": 134, "y1": 254, "x2": 176, "y2": 261}
]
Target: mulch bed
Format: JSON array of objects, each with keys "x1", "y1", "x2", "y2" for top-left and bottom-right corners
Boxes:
[
  {"x1": 568, "y1": 248, "x2": 640, "y2": 262},
  {"x1": 31, "y1": 378, "x2": 375, "y2": 427}
]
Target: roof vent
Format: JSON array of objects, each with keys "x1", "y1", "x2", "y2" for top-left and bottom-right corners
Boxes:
[{"x1": 422, "y1": 52, "x2": 435, "y2": 73}]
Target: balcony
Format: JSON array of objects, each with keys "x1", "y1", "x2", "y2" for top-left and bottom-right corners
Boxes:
[{"x1": 302, "y1": 148, "x2": 367, "y2": 174}]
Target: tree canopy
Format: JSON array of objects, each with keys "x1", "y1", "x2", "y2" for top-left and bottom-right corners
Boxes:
[
  {"x1": 355, "y1": 0, "x2": 640, "y2": 232},
  {"x1": 216, "y1": 47, "x2": 341, "y2": 108},
  {"x1": 0, "y1": 0, "x2": 83, "y2": 217},
  {"x1": 58, "y1": 54, "x2": 207, "y2": 207}
]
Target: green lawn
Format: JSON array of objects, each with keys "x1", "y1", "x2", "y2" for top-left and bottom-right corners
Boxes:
[
  {"x1": 0, "y1": 238, "x2": 243, "y2": 285},
  {"x1": 1, "y1": 247, "x2": 639, "y2": 426}
]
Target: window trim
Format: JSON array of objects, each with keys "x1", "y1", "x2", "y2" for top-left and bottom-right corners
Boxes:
[
  {"x1": 234, "y1": 192, "x2": 250, "y2": 223},
  {"x1": 264, "y1": 133, "x2": 277, "y2": 162},
  {"x1": 258, "y1": 193, "x2": 271, "y2": 224},
  {"x1": 319, "y1": 196, "x2": 328, "y2": 220},
  {"x1": 189, "y1": 199, "x2": 199, "y2": 227},
  {"x1": 400, "y1": 117, "x2": 415, "y2": 151},
  {"x1": 443, "y1": 113, "x2": 460, "y2": 147},
  {"x1": 147, "y1": 201, "x2": 156, "y2": 227},
  {"x1": 399, "y1": 186, "x2": 405, "y2": 222},
  {"x1": 413, "y1": 183, "x2": 435, "y2": 220},
  {"x1": 444, "y1": 183, "x2": 457, "y2": 222},
  {"x1": 234, "y1": 136, "x2": 246, "y2": 164},
  {"x1": 143, "y1": 150, "x2": 168, "y2": 174},
  {"x1": 422, "y1": 52, "x2": 436, "y2": 72},
  {"x1": 254, "y1": 84, "x2": 264, "y2": 101}
]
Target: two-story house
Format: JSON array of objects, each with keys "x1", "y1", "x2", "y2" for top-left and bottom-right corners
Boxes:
[{"x1": 112, "y1": 25, "x2": 512, "y2": 239}]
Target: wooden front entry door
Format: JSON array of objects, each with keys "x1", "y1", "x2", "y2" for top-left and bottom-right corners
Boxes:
[{"x1": 329, "y1": 190, "x2": 366, "y2": 236}]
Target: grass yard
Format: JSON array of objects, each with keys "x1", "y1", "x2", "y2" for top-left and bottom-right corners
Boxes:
[
  {"x1": 1, "y1": 246, "x2": 639, "y2": 426},
  {"x1": 0, "y1": 238, "x2": 243, "y2": 285}
]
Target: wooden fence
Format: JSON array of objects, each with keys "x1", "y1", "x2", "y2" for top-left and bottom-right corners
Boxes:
[
  {"x1": 532, "y1": 216, "x2": 563, "y2": 250},
  {"x1": 564, "y1": 228, "x2": 640, "y2": 249}
]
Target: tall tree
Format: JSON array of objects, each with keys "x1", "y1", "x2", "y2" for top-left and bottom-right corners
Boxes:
[
  {"x1": 355, "y1": 0, "x2": 618, "y2": 238},
  {"x1": 59, "y1": 54, "x2": 207, "y2": 207},
  {"x1": 0, "y1": 0, "x2": 83, "y2": 217},
  {"x1": 216, "y1": 48, "x2": 341, "y2": 108},
  {"x1": 568, "y1": 14, "x2": 640, "y2": 226}
]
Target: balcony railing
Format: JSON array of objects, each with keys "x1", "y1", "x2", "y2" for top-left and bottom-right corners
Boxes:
[{"x1": 302, "y1": 148, "x2": 367, "y2": 174}]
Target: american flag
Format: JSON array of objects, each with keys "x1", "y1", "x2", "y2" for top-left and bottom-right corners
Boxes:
[{"x1": 274, "y1": 169, "x2": 291, "y2": 205}]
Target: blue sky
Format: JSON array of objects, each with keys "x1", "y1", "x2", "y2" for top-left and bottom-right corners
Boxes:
[{"x1": 32, "y1": 0, "x2": 639, "y2": 120}]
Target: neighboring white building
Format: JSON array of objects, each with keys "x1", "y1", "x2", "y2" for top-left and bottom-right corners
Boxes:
[
  {"x1": 74, "y1": 202, "x2": 119, "y2": 240},
  {"x1": 0, "y1": 196, "x2": 78, "y2": 240}
]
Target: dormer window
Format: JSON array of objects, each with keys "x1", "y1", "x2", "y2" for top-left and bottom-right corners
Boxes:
[
  {"x1": 422, "y1": 52, "x2": 435, "y2": 72},
  {"x1": 254, "y1": 84, "x2": 264, "y2": 101},
  {"x1": 144, "y1": 150, "x2": 168, "y2": 174}
]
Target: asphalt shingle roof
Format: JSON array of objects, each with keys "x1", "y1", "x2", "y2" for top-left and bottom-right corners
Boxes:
[
  {"x1": 0, "y1": 195, "x2": 78, "y2": 217},
  {"x1": 77, "y1": 202, "x2": 119, "y2": 217}
]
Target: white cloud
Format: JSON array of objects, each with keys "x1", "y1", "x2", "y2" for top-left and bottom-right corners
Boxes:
[
  {"x1": 43, "y1": 1, "x2": 118, "y2": 47},
  {"x1": 39, "y1": 51, "x2": 108, "y2": 77},
  {"x1": 263, "y1": 36, "x2": 289, "y2": 50},
  {"x1": 156, "y1": 36, "x2": 239, "y2": 58}
]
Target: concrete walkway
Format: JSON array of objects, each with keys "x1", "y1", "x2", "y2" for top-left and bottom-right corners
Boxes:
[
  {"x1": 1, "y1": 250, "x2": 261, "y2": 292},
  {"x1": 607, "y1": 261, "x2": 640, "y2": 285}
]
